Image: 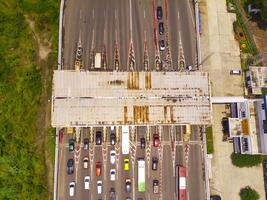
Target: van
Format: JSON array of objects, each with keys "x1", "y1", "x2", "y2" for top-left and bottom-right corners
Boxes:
[
  {"x1": 230, "y1": 70, "x2": 241, "y2": 75},
  {"x1": 97, "y1": 180, "x2": 102, "y2": 194},
  {"x1": 84, "y1": 176, "x2": 90, "y2": 190}
]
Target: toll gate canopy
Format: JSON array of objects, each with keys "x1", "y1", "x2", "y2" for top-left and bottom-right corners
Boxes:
[{"x1": 52, "y1": 71, "x2": 211, "y2": 127}]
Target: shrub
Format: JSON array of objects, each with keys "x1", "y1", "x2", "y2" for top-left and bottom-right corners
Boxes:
[
  {"x1": 239, "y1": 186, "x2": 260, "y2": 200},
  {"x1": 231, "y1": 153, "x2": 262, "y2": 167}
]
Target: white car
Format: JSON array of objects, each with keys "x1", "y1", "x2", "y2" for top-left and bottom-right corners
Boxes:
[
  {"x1": 83, "y1": 157, "x2": 89, "y2": 169},
  {"x1": 110, "y1": 169, "x2": 116, "y2": 181},
  {"x1": 69, "y1": 182, "x2": 75, "y2": 197},
  {"x1": 84, "y1": 176, "x2": 90, "y2": 190},
  {"x1": 110, "y1": 150, "x2": 116, "y2": 164},
  {"x1": 97, "y1": 180, "x2": 102, "y2": 194}
]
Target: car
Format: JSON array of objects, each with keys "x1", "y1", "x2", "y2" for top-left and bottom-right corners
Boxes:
[
  {"x1": 95, "y1": 131, "x2": 102, "y2": 145},
  {"x1": 153, "y1": 179, "x2": 159, "y2": 194},
  {"x1": 159, "y1": 22, "x2": 164, "y2": 35},
  {"x1": 159, "y1": 40, "x2": 165, "y2": 51},
  {"x1": 153, "y1": 133, "x2": 160, "y2": 147},
  {"x1": 69, "y1": 182, "x2": 75, "y2": 197},
  {"x1": 67, "y1": 159, "x2": 74, "y2": 175},
  {"x1": 110, "y1": 150, "x2": 116, "y2": 164},
  {"x1": 110, "y1": 188, "x2": 116, "y2": 200},
  {"x1": 230, "y1": 69, "x2": 241, "y2": 75},
  {"x1": 152, "y1": 157, "x2": 158, "y2": 170},
  {"x1": 124, "y1": 158, "x2": 129, "y2": 171},
  {"x1": 125, "y1": 179, "x2": 131, "y2": 193},
  {"x1": 157, "y1": 6, "x2": 163, "y2": 20},
  {"x1": 96, "y1": 162, "x2": 101, "y2": 177},
  {"x1": 84, "y1": 176, "x2": 90, "y2": 190},
  {"x1": 210, "y1": 195, "x2": 221, "y2": 200},
  {"x1": 69, "y1": 139, "x2": 75, "y2": 152},
  {"x1": 83, "y1": 138, "x2": 89, "y2": 150},
  {"x1": 97, "y1": 180, "x2": 102, "y2": 194},
  {"x1": 140, "y1": 137, "x2": 145, "y2": 149},
  {"x1": 110, "y1": 169, "x2": 116, "y2": 181},
  {"x1": 110, "y1": 133, "x2": 116, "y2": 145},
  {"x1": 83, "y1": 157, "x2": 89, "y2": 169}
]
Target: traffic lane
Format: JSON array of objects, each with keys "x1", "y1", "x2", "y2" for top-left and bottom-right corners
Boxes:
[
  {"x1": 150, "y1": 145, "x2": 160, "y2": 199},
  {"x1": 162, "y1": 145, "x2": 176, "y2": 200},
  {"x1": 177, "y1": 0, "x2": 196, "y2": 67},
  {"x1": 167, "y1": 0, "x2": 179, "y2": 70},
  {"x1": 176, "y1": 144, "x2": 185, "y2": 166},
  {"x1": 175, "y1": 125, "x2": 183, "y2": 142},
  {"x1": 188, "y1": 144, "x2": 205, "y2": 200},
  {"x1": 63, "y1": 0, "x2": 82, "y2": 70},
  {"x1": 162, "y1": 125, "x2": 170, "y2": 142},
  {"x1": 190, "y1": 125, "x2": 200, "y2": 141},
  {"x1": 120, "y1": 153, "x2": 133, "y2": 200},
  {"x1": 117, "y1": 0, "x2": 130, "y2": 71}
]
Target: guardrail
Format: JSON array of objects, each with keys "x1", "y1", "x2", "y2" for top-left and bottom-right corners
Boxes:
[{"x1": 53, "y1": 0, "x2": 64, "y2": 199}]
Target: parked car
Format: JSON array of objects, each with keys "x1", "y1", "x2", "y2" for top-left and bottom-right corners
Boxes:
[
  {"x1": 83, "y1": 138, "x2": 89, "y2": 150},
  {"x1": 157, "y1": 6, "x2": 163, "y2": 20},
  {"x1": 110, "y1": 150, "x2": 116, "y2": 164},
  {"x1": 110, "y1": 169, "x2": 116, "y2": 181},
  {"x1": 159, "y1": 22, "x2": 164, "y2": 35},
  {"x1": 83, "y1": 157, "x2": 89, "y2": 169},
  {"x1": 67, "y1": 159, "x2": 74, "y2": 175},
  {"x1": 84, "y1": 176, "x2": 90, "y2": 190},
  {"x1": 96, "y1": 131, "x2": 102, "y2": 145},
  {"x1": 69, "y1": 139, "x2": 75, "y2": 152},
  {"x1": 210, "y1": 195, "x2": 221, "y2": 200},
  {"x1": 152, "y1": 157, "x2": 158, "y2": 170},
  {"x1": 110, "y1": 188, "x2": 116, "y2": 200},
  {"x1": 140, "y1": 137, "x2": 145, "y2": 149},
  {"x1": 125, "y1": 179, "x2": 131, "y2": 193},
  {"x1": 96, "y1": 162, "x2": 101, "y2": 177},
  {"x1": 124, "y1": 158, "x2": 129, "y2": 171},
  {"x1": 153, "y1": 133, "x2": 159, "y2": 147},
  {"x1": 97, "y1": 180, "x2": 102, "y2": 194},
  {"x1": 230, "y1": 70, "x2": 241, "y2": 75},
  {"x1": 159, "y1": 40, "x2": 165, "y2": 51},
  {"x1": 69, "y1": 182, "x2": 75, "y2": 197}
]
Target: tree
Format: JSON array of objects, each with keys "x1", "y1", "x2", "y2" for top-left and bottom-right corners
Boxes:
[{"x1": 239, "y1": 186, "x2": 260, "y2": 200}]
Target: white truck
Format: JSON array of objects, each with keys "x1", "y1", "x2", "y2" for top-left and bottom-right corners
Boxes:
[
  {"x1": 95, "y1": 53, "x2": 101, "y2": 68},
  {"x1": 121, "y1": 125, "x2": 129, "y2": 155}
]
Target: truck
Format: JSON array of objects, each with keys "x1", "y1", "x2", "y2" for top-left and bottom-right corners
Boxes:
[
  {"x1": 121, "y1": 125, "x2": 129, "y2": 155},
  {"x1": 137, "y1": 159, "x2": 146, "y2": 192},
  {"x1": 175, "y1": 165, "x2": 186, "y2": 200},
  {"x1": 95, "y1": 53, "x2": 101, "y2": 68}
]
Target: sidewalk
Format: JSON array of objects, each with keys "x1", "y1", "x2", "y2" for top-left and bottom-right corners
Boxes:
[{"x1": 199, "y1": 0, "x2": 243, "y2": 97}]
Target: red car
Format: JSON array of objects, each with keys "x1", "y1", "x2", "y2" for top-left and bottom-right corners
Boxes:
[
  {"x1": 153, "y1": 134, "x2": 159, "y2": 147},
  {"x1": 96, "y1": 162, "x2": 101, "y2": 177}
]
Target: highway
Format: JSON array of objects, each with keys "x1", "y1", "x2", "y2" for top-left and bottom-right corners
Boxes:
[
  {"x1": 58, "y1": 0, "x2": 204, "y2": 199},
  {"x1": 63, "y1": 0, "x2": 196, "y2": 71}
]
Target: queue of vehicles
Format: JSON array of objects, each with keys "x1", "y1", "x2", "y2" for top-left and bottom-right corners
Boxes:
[{"x1": 65, "y1": 125, "x2": 180, "y2": 199}]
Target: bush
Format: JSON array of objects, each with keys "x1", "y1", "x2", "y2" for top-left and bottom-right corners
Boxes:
[
  {"x1": 239, "y1": 186, "x2": 260, "y2": 200},
  {"x1": 231, "y1": 153, "x2": 262, "y2": 167}
]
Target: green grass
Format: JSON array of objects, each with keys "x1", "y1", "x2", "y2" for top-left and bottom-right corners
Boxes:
[
  {"x1": 0, "y1": 1, "x2": 58, "y2": 199},
  {"x1": 206, "y1": 127, "x2": 214, "y2": 154}
]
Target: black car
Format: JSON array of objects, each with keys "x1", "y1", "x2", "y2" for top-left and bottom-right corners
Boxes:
[
  {"x1": 110, "y1": 133, "x2": 116, "y2": 145},
  {"x1": 159, "y1": 22, "x2": 164, "y2": 35},
  {"x1": 140, "y1": 138, "x2": 145, "y2": 149},
  {"x1": 67, "y1": 159, "x2": 74, "y2": 175},
  {"x1": 96, "y1": 131, "x2": 102, "y2": 145},
  {"x1": 159, "y1": 40, "x2": 165, "y2": 51},
  {"x1": 157, "y1": 6, "x2": 163, "y2": 20},
  {"x1": 152, "y1": 157, "x2": 158, "y2": 170},
  {"x1": 210, "y1": 195, "x2": 221, "y2": 200},
  {"x1": 68, "y1": 139, "x2": 75, "y2": 152},
  {"x1": 83, "y1": 138, "x2": 89, "y2": 150},
  {"x1": 110, "y1": 188, "x2": 116, "y2": 200}
]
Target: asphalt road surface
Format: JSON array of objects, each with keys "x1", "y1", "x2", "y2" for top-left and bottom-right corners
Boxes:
[
  {"x1": 62, "y1": 0, "x2": 196, "y2": 71},
  {"x1": 58, "y1": 0, "x2": 203, "y2": 199}
]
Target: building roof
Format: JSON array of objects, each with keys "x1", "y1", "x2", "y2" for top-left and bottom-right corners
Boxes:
[
  {"x1": 248, "y1": 66, "x2": 267, "y2": 95},
  {"x1": 51, "y1": 70, "x2": 211, "y2": 127}
]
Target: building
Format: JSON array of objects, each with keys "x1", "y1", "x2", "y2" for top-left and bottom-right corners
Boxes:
[
  {"x1": 226, "y1": 95, "x2": 267, "y2": 154},
  {"x1": 246, "y1": 66, "x2": 267, "y2": 95}
]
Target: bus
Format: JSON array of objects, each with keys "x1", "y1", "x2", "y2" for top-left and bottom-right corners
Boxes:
[
  {"x1": 138, "y1": 159, "x2": 146, "y2": 192},
  {"x1": 121, "y1": 125, "x2": 129, "y2": 155},
  {"x1": 175, "y1": 165, "x2": 186, "y2": 200}
]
